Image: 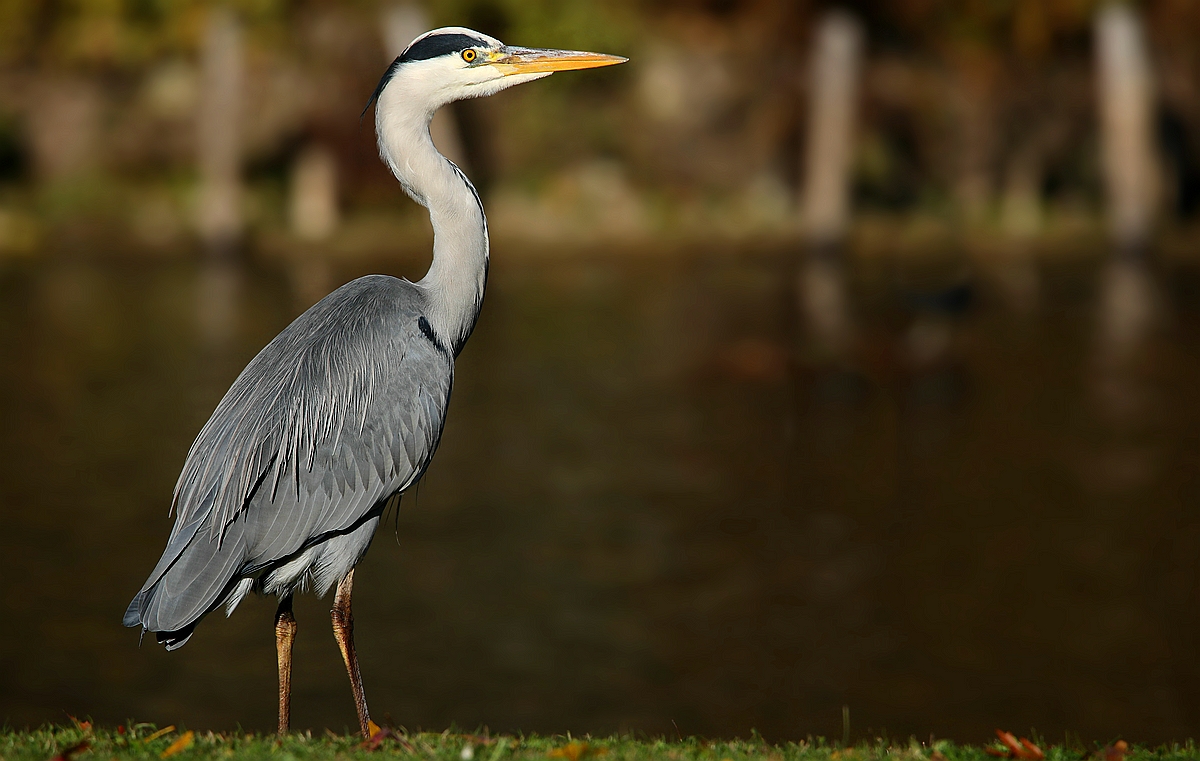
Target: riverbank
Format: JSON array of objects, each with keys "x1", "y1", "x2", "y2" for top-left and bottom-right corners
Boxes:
[{"x1": 0, "y1": 725, "x2": 1191, "y2": 761}]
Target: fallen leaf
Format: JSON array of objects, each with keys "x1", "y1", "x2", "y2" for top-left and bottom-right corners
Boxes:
[
  {"x1": 998, "y1": 731, "x2": 1022, "y2": 754},
  {"x1": 1102, "y1": 740, "x2": 1128, "y2": 761},
  {"x1": 47, "y1": 740, "x2": 89, "y2": 761},
  {"x1": 987, "y1": 730, "x2": 1043, "y2": 761},
  {"x1": 368, "y1": 720, "x2": 382, "y2": 738},
  {"x1": 144, "y1": 726, "x2": 176, "y2": 743},
  {"x1": 549, "y1": 742, "x2": 607, "y2": 761},
  {"x1": 160, "y1": 731, "x2": 194, "y2": 758}
]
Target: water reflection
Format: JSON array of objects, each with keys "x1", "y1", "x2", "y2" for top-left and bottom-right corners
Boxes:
[
  {"x1": 196, "y1": 256, "x2": 242, "y2": 347},
  {"x1": 1, "y1": 251, "x2": 1199, "y2": 743},
  {"x1": 798, "y1": 253, "x2": 854, "y2": 361}
]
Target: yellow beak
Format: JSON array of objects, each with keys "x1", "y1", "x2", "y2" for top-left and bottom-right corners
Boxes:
[{"x1": 489, "y1": 46, "x2": 627, "y2": 75}]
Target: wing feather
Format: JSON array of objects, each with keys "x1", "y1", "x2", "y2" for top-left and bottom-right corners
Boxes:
[{"x1": 129, "y1": 275, "x2": 453, "y2": 634}]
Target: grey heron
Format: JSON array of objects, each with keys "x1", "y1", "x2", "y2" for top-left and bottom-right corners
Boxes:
[{"x1": 123, "y1": 27, "x2": 625, "y2": 738}]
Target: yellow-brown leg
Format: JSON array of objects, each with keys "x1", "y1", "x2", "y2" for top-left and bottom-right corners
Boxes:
[
  {"x1": 332, "y1": 569, "x2": 372, "y2": 738},
  {"x1": 274, "y1": 595, "x2": 297, "y2": 736}
]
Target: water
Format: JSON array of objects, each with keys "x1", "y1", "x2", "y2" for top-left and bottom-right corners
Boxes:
[{"x1": 1, "y1": 250, "x2": 1199, "y2": 743}]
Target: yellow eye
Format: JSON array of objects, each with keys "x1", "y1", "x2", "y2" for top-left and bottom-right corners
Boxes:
[{"x1": 462, "y1": 49, "x2": 477, "y2": 63}]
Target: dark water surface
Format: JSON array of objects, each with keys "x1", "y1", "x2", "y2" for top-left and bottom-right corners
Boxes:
[{"x1": 2, "y1": 251, "x2": 1200, "y2": 743}]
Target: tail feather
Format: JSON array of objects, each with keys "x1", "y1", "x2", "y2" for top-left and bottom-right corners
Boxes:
[
  {"x1": 125, "y1": 512, "x2": 207, "y2": 623},
  {"x1": 124, "y1": 519, "x2": 248, "y2": 647},
  {"x1": 122, "y1": 591, "x2": 148, "y2": 628}
]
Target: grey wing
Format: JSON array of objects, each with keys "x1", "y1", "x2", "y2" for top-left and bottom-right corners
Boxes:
[{"x1": 124, "y1": 275, "x2": 453, "y2": 644}]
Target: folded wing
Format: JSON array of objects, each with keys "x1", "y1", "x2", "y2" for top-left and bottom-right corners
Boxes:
[{"x1": 124, "y1": 275, "x2": 453, "y2": 644}]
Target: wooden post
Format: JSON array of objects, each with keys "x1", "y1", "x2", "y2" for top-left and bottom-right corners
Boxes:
[
  {"x1": 196, "y1": 7, "x2": 243, "y2": 254},
  {"x1": 996, "y1": 145, "x2": 1043, "y2": 314},
  {"x1": 1093, "y1": 4, "x2": 1159, "y2": 420},
  {"x1": 195, "y1": 8, "x2": 243, "y2": 344},
  {"x1": 287, "y1": 145, "x2": 339, "y2": 309},
  {"x1": 798, "y1": 10, "x2": 863, "y2": 357},
  {"x1": 1096, "y1": 3, "x2": 1158, "y2": 252},
  {"x1": 800, "y1": 10, "x2": 862, "y2": 247},
  {"x1": 26, "y1": 78, "x2": 100, "y2": 183},
  {"x1": 290, "y1": 145, "x2": 339, "y2": 242}
]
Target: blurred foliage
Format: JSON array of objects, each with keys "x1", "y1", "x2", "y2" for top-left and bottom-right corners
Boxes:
[
  {"x1": 0, "y1": 0, "x2": 1131, "y2": 74},
  {"x1": 0, "y1": 0, "x2": 638, "y2": 68},
  {"x1": 859, "y1": 0, "x2": 1099, "y2": 57},
  {"x1": 0, "y1": 0, "x2": 1197, "y2": 247},
  {"x1": 0, "y1": 0, "x2": 252, "y2": 67},
  {"x1": 434, "y1": 0, "x2": 638, "y2": 54}
]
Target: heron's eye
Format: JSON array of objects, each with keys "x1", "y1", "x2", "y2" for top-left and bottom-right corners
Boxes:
[{"x1": 462, "y1": 49, "x2": 477, "y2": 63}]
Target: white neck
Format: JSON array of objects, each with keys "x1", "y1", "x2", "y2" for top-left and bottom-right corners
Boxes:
[{"x1": 376, "y1": 90, "x2": 488, "y2": 356}]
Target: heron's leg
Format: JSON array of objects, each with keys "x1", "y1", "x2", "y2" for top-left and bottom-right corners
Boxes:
[
  {"x1": 274, "y1": 595, "x2": 297, "y2": 735},
  {"x1": 332, "y1": 568, "x2": 372, "y2": 738}
]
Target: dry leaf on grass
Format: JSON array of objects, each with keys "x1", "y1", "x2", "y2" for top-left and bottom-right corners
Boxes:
[
  {"x1": 144, "y1": 726, "x2": 176, "y2": 743},
  {"x1": 549, "y1": 742, "x2": 607, "y2": 761},
  {"x1": 985, "y1": 730, "x2": 1043, "y2": 760},
  {"x1": 160, "y1": 731, "x2": 194, "y2": 758}
]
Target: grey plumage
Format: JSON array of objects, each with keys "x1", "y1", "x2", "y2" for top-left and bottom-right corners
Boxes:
[
  {"x1": 121, "y1": 25, "x2": 623, "y2": 735},
  {"x1": 124, "y1": 275, "x2": 453, "y2": 647}
]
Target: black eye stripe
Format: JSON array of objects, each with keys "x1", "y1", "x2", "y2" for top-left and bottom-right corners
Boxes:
[
  {"x1": 399, "y1": 33, "x2": 487, "y2": 63},
  {"x1": 362, "y1": 32, "x2": 492, "y2": 118}
]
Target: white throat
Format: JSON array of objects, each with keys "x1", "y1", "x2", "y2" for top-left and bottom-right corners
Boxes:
[{"x1": 375, "y1": 80, "x2": 488, "y2": 356}]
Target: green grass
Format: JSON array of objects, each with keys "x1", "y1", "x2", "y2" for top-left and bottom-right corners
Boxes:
[{"x1": 0, "y1": 725, "x2": 1195, "y2": 761}]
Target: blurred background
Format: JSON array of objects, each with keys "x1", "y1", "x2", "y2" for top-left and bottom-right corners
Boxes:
[{"x1": 4, "y1": 0, "x2": 1200, "y2": 746}]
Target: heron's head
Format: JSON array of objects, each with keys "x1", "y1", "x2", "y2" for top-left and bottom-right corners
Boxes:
[{"x1": 366, "y1": 27, "x2": 626, "y2": 119}]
